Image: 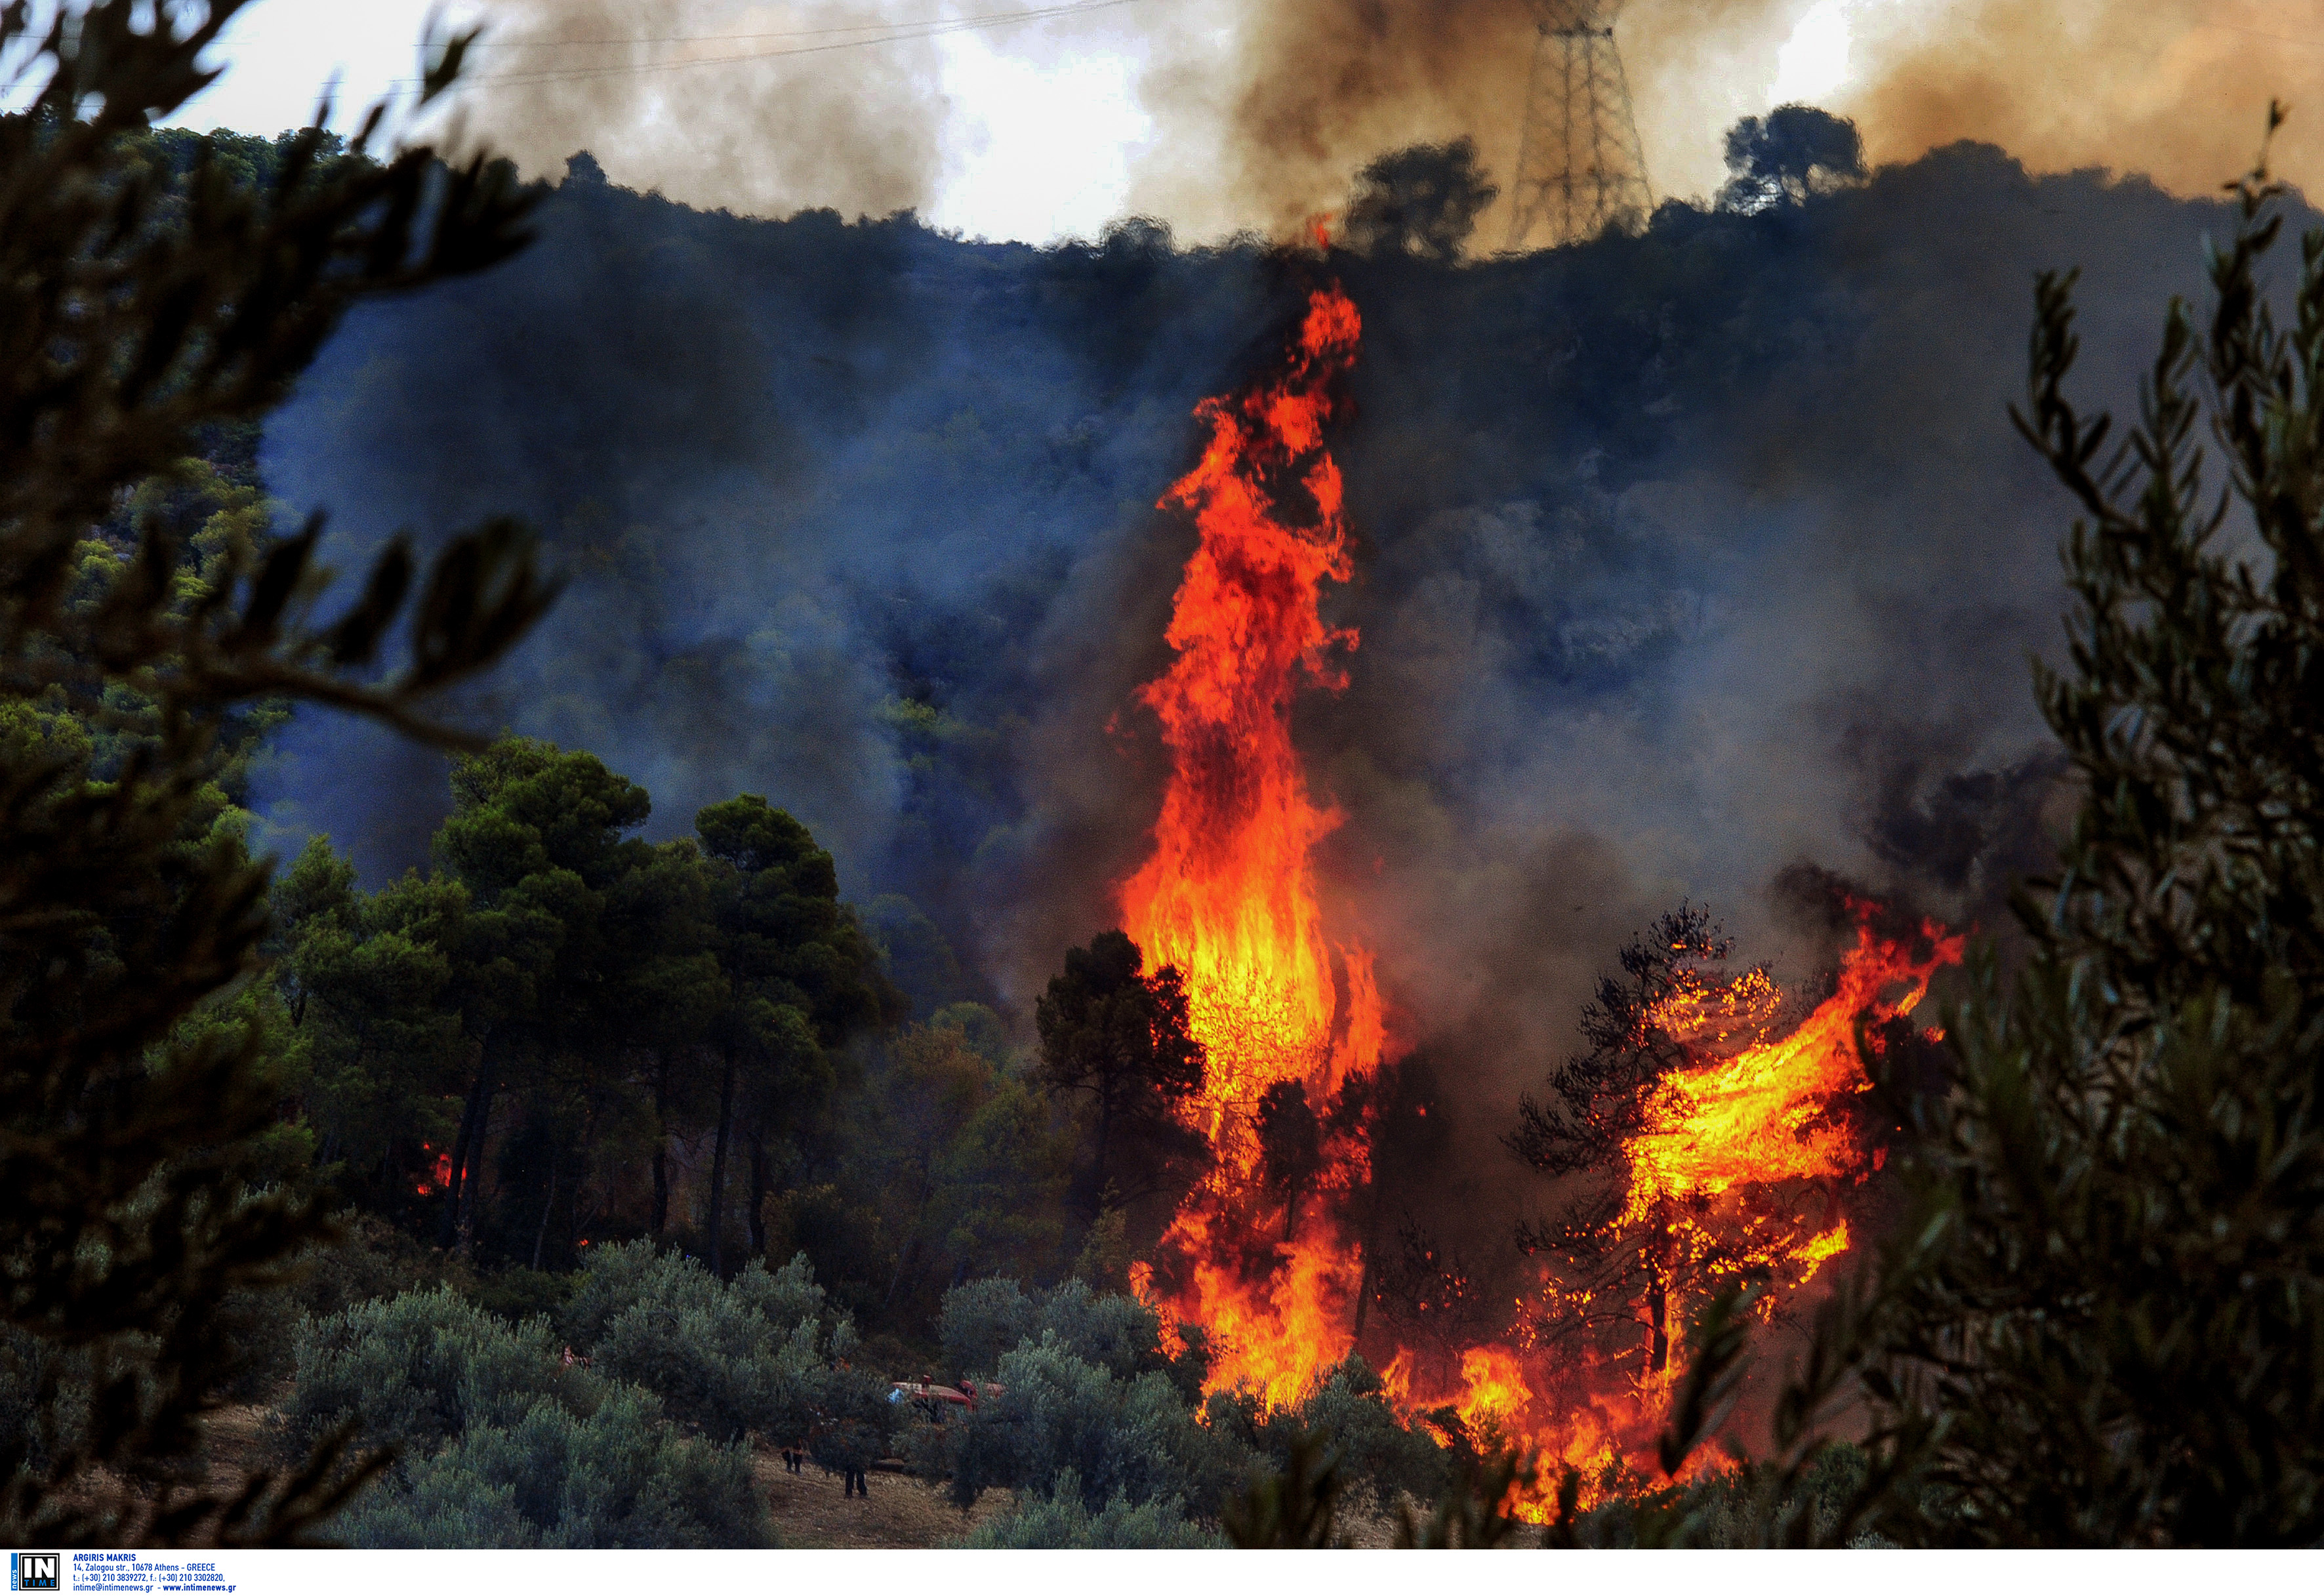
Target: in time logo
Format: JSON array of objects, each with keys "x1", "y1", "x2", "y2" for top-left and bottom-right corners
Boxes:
[{"x1": 9, "y1": 1553, "x2": 58, "y2": 1593}]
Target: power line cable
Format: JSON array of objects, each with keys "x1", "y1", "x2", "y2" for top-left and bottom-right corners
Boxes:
[
  {"x1": 378, "y1": 0, "x2": 1158, "y2": 88},
  {"x1": 229, "y1": 2, "x2": 1101, "y2": 50}
]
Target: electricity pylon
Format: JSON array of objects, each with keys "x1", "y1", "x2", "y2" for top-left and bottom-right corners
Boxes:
[{"x1": 1504, "y1": 1, "x2": 1654, "y2": 251}]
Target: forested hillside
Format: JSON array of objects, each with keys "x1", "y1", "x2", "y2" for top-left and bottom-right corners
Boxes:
[{"x1": 256, "y1": 130, "x2": 2280, "y2": 1107}]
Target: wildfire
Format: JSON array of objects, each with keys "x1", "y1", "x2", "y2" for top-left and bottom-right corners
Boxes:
[{"x1": 1116, "y1": 273, "x2": 1965, "y2": 1491}]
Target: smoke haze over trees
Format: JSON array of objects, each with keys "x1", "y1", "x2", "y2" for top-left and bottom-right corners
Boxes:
[{"x1": 248, "y1": 123, "x2": 2306, "y2": 1290}]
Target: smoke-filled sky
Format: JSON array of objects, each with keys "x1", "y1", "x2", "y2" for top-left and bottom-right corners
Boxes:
[{"x1": 163, "y1": 0, "x2": 2324, "y2": 243}]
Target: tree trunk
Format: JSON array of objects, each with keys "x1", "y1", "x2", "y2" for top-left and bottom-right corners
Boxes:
[
  {"x1": 532, "y1": 1147, "x2": 560, "y2": 1271},
  {"x1": 651, "y1": 1051, "x2": 671, "y2": 1237},
  {"x1": 436, "y1": 1084, "x2": 479, "y2": 1249},
  {"x1": 884, "y1": 1235, "x2": 918, "y2": 1309},
  {"x1": 1352, "y1": 1179, "x2": 1384, "y2": 1340},
  {"x1": 885, "y1": 1155, "x2": 939, "y2": 1309},
  {"x1": 1647, "y1": 1267, "x2": 1669, "y2": 1374},
  {"x1": 458, "y1": 1080, "x2": 497, "y2": 1258},
  {"x1": 706, "y1": 1052, "x2": 736, "y2": 1277},
  {"x1": 438, "y1": 1040, "x2": 497, "y2": 1250},
  {"x1": 746, "y1": 1128, "x2": 769, "y2": 1258},
  {"x1": 1088, "y1": 1086, "x2": 1112, "y2": 1221}
]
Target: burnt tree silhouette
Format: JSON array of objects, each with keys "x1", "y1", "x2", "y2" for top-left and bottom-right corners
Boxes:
[
  {"x1": 1034, "y1": 930, "x2": 1207, "y2": 1219},
  {"x1": 1254, "y1": 1080, "x2": 1322, "y2": 1242}
]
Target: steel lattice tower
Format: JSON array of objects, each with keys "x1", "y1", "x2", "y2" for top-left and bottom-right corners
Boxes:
[{"x1": 1504, "y1": 1, "x2": 1654, "y2": 251}]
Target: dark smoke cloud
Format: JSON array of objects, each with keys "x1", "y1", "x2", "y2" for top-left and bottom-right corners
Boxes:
[{"x1": 1128, "y1": 1, "x2": 2324, "y2": 242}]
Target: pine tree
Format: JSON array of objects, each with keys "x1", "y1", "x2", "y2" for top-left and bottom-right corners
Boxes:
[
  {"x1": 1033, "y1": 931, "x2": 1208, "y2": 1217},
  {"x1": 1507, "y1": 905, "x2": 1772, "y2": 1374}
]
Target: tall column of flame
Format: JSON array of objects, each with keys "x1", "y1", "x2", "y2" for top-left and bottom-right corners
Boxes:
[
  {"x1": 1118, "y1": 283, "x2": 1379, "y2": 1107},
  {"x1": 1119, "y1": 283, "x2": 1383, "y2": 1404}
]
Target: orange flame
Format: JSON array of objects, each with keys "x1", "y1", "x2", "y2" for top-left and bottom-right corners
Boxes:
[{"x1": 1620, "y1": 906, "x2": 1963, "y2": 1222}]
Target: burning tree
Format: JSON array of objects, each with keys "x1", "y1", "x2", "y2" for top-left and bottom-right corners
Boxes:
[
  {"x1": 1510, "y1": 901, "x2": 1959, "y2": 1387},
  {"x1": 1093, "y1": 247, "x2": 1975, "y2": 1477},
  {"x1": 1508, "y1": 906, "x2": 1774, "y2": 1374},
  {"x1": 1111, "y1": 269, "x2": 1389, "y2": 1408},
  {"x1": 1366, "y1": 1216, "x2": 1492, "y2": 1383},
  {"x1": 1254, "y1": 1082, "x2": 1323, "y2": 1243}
]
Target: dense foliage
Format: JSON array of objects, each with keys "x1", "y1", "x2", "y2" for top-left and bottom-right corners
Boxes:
[
  {"x1": 0, "y1": 2, "x2": 548, "y2": 1545},
  {"x1": 960, "y1": 1470, "x2": 1229, "y2": 1548},
  {"x1": 285, "y1": 1286, "x2": 767, "y2": 1548},
  {"x1": 925, "y1": 1273, "x2": 1440, "y2": 1532},
  {"x1": 1033, "y1": 930, "x2": 1209, "y2": 1219},
  {"x1": 1852, "y1": 116, "x2": 2324, "y2": 1547}
]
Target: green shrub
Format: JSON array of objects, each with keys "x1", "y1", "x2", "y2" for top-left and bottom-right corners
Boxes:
[
  {"x1": 285, "y1": 1279, "x2": 770, "y2": 1547},
  {"x1": 565, "y1": 1243, "x2": 860, "y2": 1445},
  {"x1": 941, "y1": 1331, "x2": 1254, "y2": 1516},
  {"x1": 287, "y1": 1214, "x2": 466, "y2": 1320},
  {"x1": 1029, "y1": 1279, "x2": 1163, "y2": 1380},
  {"x1": 336, "y1": 1387, "x2": 769, "y2": 1548},
  {"x1": 1566, "y1": 1444, "x2": 1883, "y2": 1548},
  {"x1": 961, "y1": 1469, "x2": 1226, "y2": 1548},
  {"x1": 1200, "y1": 1356, "x2": 1447, "y2": 1519},
  {"x1": 1284, "y1": 1357, "x2": 1448, "y2": 1508},
  {"x1": 937, "y1": 1277, "x2": 1034, "y2": 1378},
  {"x1": 805, "y1": 1366, "x2": 902, "y2": 1473},
  {"x1": 0, "y1": 1327, "x2": 76, "y2": 1480},
  {"x1": 468, "y1": 1267, "x2": 574, "y2": 1328},
  {"x1": 935, "y1": 1276, "x2": 1406, "y2": 1521},
  {"x1": 332, "y1": 1467, "x2": 534, "y2": 1549},
  {"x1": 281, "y1": 1288, "x2": 580, "y2": 1468},
  {"x1": 562, "y1": 1242, "x2": 833, "y2": 1356},
  {"x1": 936, "y1": 1275, "x2": 1172, "y2": 1381}
]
